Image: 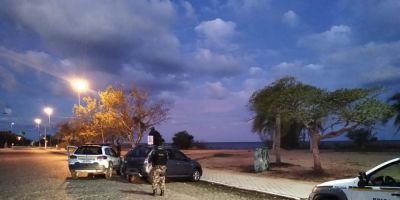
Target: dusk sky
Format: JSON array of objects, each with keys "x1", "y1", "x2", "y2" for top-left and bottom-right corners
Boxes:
[{"x1": 1, "y1": 0, "x2": 400, "y2": 142}]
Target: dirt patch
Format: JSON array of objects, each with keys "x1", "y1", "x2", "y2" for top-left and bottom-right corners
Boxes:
[{"x1": 183, "y1": 149, "x2": 398, "y2": 183}]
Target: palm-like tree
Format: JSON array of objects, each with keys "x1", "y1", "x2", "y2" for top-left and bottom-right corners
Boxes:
[{"x1": 389, "y1": 92, "x2": 400, "y2": 132}]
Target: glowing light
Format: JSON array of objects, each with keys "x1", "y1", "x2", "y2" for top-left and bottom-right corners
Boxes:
[
  {"x1": 70, "y1": 78, "x2": 89, "y2": 93},
  {"x1": 34, "y1": 118, "x2": 42, "y2": 125},
  {"x1": 43, "y1": 107, "x2": 53, "y2": 116}
]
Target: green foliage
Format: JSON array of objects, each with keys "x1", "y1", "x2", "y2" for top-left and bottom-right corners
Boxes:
[
  {"x1": 172, "y1": 130, "x2": 194, "y2": 149},
  {"x1": 346, "y1": 128, "x2": 377, "y2": 149},
  {"x1": 249, "y1": 76, "x2": 394, "y2": 171},
  {"x1": 0, "y1": 131, "x2": 17, "y2": 148}
]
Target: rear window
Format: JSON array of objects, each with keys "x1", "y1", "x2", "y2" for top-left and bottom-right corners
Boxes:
[
  {"x1": 75, "y1": 146, "x2": 102, "y2": 155},
  {"x1": 127, "y1": 147, "x2": 150, "y2": 157}
]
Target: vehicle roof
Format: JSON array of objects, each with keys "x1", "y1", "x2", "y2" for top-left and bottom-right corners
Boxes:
[
  {"x1": 366, "y1": 157, "x2": 400, "y2": 175},
  {"x1": 132, "y1": 144, "x2": 177, "y2": 150},
  {"x1": 79, "y1": 144, "x2": 112, "y2": 147}
]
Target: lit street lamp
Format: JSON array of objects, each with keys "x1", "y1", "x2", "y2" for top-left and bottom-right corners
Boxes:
[
  {"x1": 43, "y1": 107, "x2": 53, "y2": 149},
  {"x1": 70, "y1": 78, "x2": 89, "y2": 106},
  {"x1": 34, "y1": 118, "x2": 42, "y2": 147}
]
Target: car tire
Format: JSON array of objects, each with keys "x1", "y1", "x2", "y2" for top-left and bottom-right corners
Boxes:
[
  {"x1": 127, "y1": 175, "x2": 136, "y2": 183},
  {"x1": 116, "y1": 166, "x2": 121, "y2": 176},
  {"x1": 71, "y1": 171, "x2": 78, "y2": 180},
  {"x1": 191, "y1": 168, "x2": 201, "y2": 182},
  {"x1": 105, "y1": 163, "x2": 113, "y2": 179}
]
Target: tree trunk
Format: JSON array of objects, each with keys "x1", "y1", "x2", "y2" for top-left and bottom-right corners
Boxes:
[
  {"x1": 272, "y1": 130, "x2": 276, "y2": 151},
  {"x1": 310, "y1": 131, "x2": 323, "y2": 172},
  {"x1": 275, "y1": 114, "x2": 281, "y2": 164}
]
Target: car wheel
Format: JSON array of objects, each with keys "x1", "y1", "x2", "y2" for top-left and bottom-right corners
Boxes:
[
  {"x1": 191, "y1": 169, "x2": 201, "y2": 182},
  {"x1": 71, "y1": 171, "x2": 78, "y2": 180},
  {"x1": 105, "y1": 163, "x2": 113, "y2": 179},
  {"x1": 127, "y1": 175, "x2": 136, "y2": 183},
  {"x1": 116, "y1": 166, "x2": 121, "y2": 176}
]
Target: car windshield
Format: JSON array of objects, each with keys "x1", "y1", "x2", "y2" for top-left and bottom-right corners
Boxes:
[
  {"x1": 74, "y1": 146, "x2": 102, "y2": 155},
  {"x1": 127, "y1": 147, "x2": 150, "y2": 157}
]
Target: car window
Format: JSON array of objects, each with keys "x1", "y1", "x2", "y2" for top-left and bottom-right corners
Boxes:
[
  {"x1": 74, "y1": 146, "x2": 102, "y2": 155},
  {"x1": 127, "y1": 147, "x2": 150, "y2": 157},
  {"x1": 105, "y1": 148, "x2": 112, "y2": 156},
  {"x1": 172, "y1": 150, "x2": 187, "y2": 160},
  {"x1": 369, "y1": 161, "x2": 400, "y2": 187},
  {"x1": 110, "y1": 148, "x2": 118, "y2": 157}
]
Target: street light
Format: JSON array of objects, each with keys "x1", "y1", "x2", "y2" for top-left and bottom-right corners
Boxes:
[
  {"x1": 70, "y1": 78, "x2": 89, "y2": 106},
  {"x1": 43, "y1": 107, "x2": 53, "y2": 149},
  {"x1": 34, "y1": 118, "x2": 42, "y2": 147}
]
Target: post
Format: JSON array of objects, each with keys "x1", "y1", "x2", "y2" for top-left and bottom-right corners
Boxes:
[
  {"x1": 38, "y1": 124, "x2": 41, "y2": 147},
  {"x1": 44, "y1": 124, "x2": 47, "y2": 149}
]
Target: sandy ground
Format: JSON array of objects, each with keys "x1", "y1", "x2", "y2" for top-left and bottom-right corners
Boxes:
[{"x1": 182, "y1": 149, "x2": 399, "y2": 183}]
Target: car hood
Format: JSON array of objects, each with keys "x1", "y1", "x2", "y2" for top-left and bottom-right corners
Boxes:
[{"x1": 318, "y1": 178, "x2": 358, "y2": 188}]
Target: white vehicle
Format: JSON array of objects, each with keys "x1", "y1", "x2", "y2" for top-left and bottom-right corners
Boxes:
[
  {"x1": 67, "y1": 144, "x2": 121, "y2": 179},
  {"x1": 309, "y1": 157, "x2": 400, "y2": 200}
]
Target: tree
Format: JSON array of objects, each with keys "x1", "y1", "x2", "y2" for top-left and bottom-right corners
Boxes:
[
  {"x1": 54, "y1": 121, "x2": 76, "y2": 146},
  {"x1": 98, "y1": 86, "x2": 169, "y2": 146},
  {"x1": 172, "y1": 131, "x2": 194, "y2": 149},
  {"x1": 346, "y1": 128, "x2": 377, "y2": 149},
  {"x1": 388, "y1": 92, "x2": 400, "y2": 132},
  {"x1": 286, "y1": 84, "x2": 394, "y2": 172},
  {"x1": 249, "y1": 77, "x2": 301, "y2": 164},
  {"x1": 70, "y1": 85, "x2": 169, "y2": 147}
]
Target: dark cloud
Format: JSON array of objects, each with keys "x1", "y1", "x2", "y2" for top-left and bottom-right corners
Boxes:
[{"x1": 0, "y1": 0, "x2": 184, "y2": 75}]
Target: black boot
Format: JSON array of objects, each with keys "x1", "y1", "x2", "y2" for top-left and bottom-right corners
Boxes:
[
  {"x1": 152, "y1": 189, "x2": 156, "y2": 196},
  {"x1": 160, "y1": 190, "x2": 164, "y2": 196}
]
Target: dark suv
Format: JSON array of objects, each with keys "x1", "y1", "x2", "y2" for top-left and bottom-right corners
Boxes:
[{"x1": 120, "y1": 145, "x2": 202, "y2": 182}]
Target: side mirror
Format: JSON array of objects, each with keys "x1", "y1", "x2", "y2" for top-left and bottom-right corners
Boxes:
[{"x1": 358, "y1": 171, "x2": 368, "y2": 187}]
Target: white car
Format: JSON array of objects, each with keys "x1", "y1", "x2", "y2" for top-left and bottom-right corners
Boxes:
[
  {"x1": 309, "y1": 157, "x2": 400, "y2": 200},
  {"x1": 67, "y1": 144, "x2": 121, "y2": 179}
]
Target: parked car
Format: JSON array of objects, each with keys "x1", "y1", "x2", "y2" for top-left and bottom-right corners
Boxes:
[
  {"x1": 120, "y1": 145, "x2": 202, "y2": 182},
  {"x1": 309, "y1": 157, "x2": 400, "y2": 200},
  {"x1": 67, "y1": 144, "x2": 121, "y2": 179}
]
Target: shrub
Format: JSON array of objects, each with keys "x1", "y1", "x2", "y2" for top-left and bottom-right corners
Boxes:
[{"x1": 172, "y1": 130, "x2": 194, "y2": 149}]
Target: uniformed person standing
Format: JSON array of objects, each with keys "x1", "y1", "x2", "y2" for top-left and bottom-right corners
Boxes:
[{"x1": 150, "y1": 144, "x2": 168, "y2": 196}]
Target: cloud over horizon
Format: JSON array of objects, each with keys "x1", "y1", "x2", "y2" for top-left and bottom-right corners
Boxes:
[{"x1": 1, "y1": 0, "x2": 400, "y2": 142}]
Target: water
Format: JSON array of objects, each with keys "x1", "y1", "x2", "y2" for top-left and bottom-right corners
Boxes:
[{"x1": 203, "y1": 142, "x2": 264, "y2": 150}]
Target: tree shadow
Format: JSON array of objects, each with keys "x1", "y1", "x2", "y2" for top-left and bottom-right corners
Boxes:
[{"x1": 119, "y1": 189, "x2": 153, "y2": 196}]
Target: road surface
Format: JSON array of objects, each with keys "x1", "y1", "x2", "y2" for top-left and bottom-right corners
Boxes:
[{"x1": 0, "y1": 148, "x2": 288, "y2": 200}]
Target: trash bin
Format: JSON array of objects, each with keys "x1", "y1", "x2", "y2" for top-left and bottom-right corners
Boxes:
[{"x1": 254, "y1": 147, "x2": 269, "y2": 172}]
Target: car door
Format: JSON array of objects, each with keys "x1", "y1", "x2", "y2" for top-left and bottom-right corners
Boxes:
[
  {"x1": 171, "y1": 150, "x2": 192, "y2": 176},
  {"x1": 351, "y1": 161, "x2": 400, "y2": 200},
  {"x1": 105, "y1": 147, "x2": 120, "y2": 167},
  {"x1": 166, "y1": 149, "x2": 179, "y2": 176}
]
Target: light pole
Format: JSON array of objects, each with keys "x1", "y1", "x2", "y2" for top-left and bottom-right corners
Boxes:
[
  {"x1": 70, "y1": 78, "x2": 89, "y2": 106},
  {"x1": 34, "y1": 118, "x2": 42, "y2": 147},
  {"x1": 43, "y1": 107, "x2": 53, "y2": 149},
  {"x1": 10, "y1": 122, "x2": 15, "y2": 132}
]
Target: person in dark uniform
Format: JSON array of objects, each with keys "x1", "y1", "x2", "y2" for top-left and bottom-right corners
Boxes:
[
  {"x1": 149, "y1": 127, "x2": 163, "y2": 146},
  {"x1": 149, "y1": 144, "x2": 168, "y2": 196}
]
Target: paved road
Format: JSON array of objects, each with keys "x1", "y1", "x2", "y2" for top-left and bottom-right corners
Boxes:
[{"x1": 0, "y1": 149, "x2": 288, "y2": 200}]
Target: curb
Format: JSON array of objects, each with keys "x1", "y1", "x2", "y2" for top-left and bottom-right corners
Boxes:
[{"x1": 200, "y1": 179, "x2": 302, "y2": 200}]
